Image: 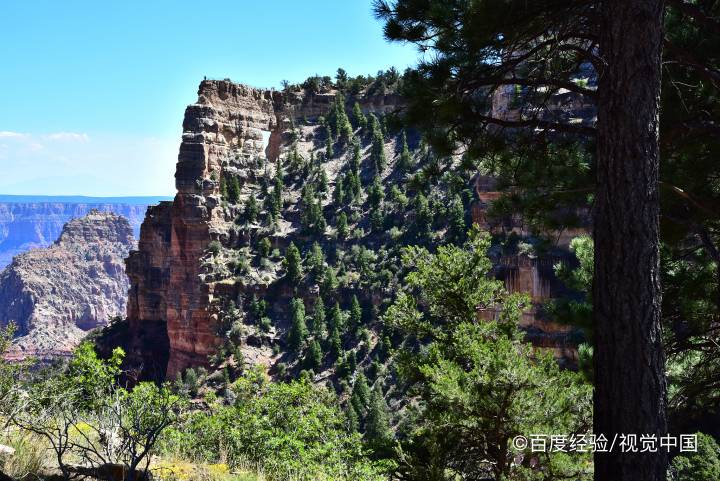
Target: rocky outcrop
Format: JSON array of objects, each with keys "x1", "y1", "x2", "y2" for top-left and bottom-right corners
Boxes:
[
  {"x1": 122, "y1": 80, "x2": 404, "y2": 380},
  {"x1": 0, "y1": 203, "x2": 149, "y2": 271},
  {"x1": 0, "y1": 210, "x2": 135, "y2": 361}
]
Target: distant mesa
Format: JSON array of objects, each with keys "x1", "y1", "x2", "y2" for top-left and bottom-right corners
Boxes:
[
  {"x1": 0, "y1": 199, "x2": 169, "y2": 271},
  {"x1": 0, "y1": 209, "x2": 136, "y2": 362}
]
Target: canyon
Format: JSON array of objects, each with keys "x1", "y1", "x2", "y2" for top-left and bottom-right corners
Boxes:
[
  {"x1": 115, "y1": 79, "x2": 587, "y2": 383},
  {"x1": 0, "y1": 201, "x2": 153, "y2": 271},
  {"x1": 0, "y1": 209, "x2": 136, "y2": 362}
]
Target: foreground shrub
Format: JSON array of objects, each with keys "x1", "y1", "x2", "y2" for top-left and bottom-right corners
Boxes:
[{"x1": 160, "y1": 366, "x2": 389, "y2": 480}]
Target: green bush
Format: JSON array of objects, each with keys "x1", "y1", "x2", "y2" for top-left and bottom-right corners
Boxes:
[
  {"x1": 207, "y1": 241, "x2": 222, "y2": 256},
  {"x1": 161, "y1": 368, "x2": 388, "y2": 479},
  {"x1": 258, "y1": 237, "x2": 271, "y2": 258}
]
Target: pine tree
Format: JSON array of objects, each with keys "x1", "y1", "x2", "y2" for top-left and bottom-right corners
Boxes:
[
  {"x1": 304, "y1": 339, "x2": 323, "y2": 372},
  {"x1": 222, "y1": 365, "x2": 231, "y2": 386},
  {"x1": 346, "y1": 403, "x2": 360, "y2": 433},
  {"x1": 283, "y1": 242, "x2": 302, "y2": 282},
  {"x1": 379, "y1": 336, "x2": 392, "y2": 361},
  {"x1": 370, "y1": 128, "x2": 386, "y2": 173},
  {"x1": 227, "y1": 177, "x2": 241, "y2": 203},
  {"x1": 365, "y1": 390, "x2": 391, "y2": 444},
  {"x1": 351, "y1": 102, "x2": 363, "y2": 129},
  {"x1": 351, "y1": 140, "x2": 362, "y2": 172},
  {"x1": 324, "y1": 125, "x2": 334, "y2": 158},
  {"x1": 329, "y1": 328, "x2": 342, "y2": 359},
  {"x1": 366, "y1": 113, "x2": 378, "y2": 136},
  {"x1": 322, "y1": 266, "x2": 338, "y2": 297},
  {"x1": 313, "y1": 297, "x2": 326, "y2": 338},
  {"x1": 353, "y1": 372, "x2": 371, "y2": 407},
  {"x1": 172, "y1": 372, "x2": 185, "y2": 397},
  {"x1": 328, "y1": 301, "x2": 343, "y2": 332},
  {"x1": 397, "y1": 131, "x2": 413, "y2": 173},
  {"x1": 245, "y1": 193, "x2": 258, "y2": 222},
  {"x1": 367, "y1": 175, "x2": 384, "y2": 210},
  {"x1": 308, "y1": 241, "x2": 325, "y2": 279},
  {"x1": 288, "y1": 297, "x2": 308, "y2": 352},
  {"x1": 185, "y1": 368, "x2": 199, "y2": 398},
  {"x1": 336, "y1": 212, "x2": 348, "y2": 240},
  {"x1": 370, "y1": 208, "x2": 385, "y2": 232},
  {"x1": 318, "y1": 167, "x2": 328, "y2": 193},
  {"x1": 346, "y1": 349, "x2": 357, "y2": 373},
  {"x1": 258, "y1": 237, "x2": 271, "y2": 258},
  {"x1": 220, "y1": 177, "x2": 227, "y2": 199},
  {"x1": 333, "y1": 179, "x2": 344, "y2": 205},
  {"x1": 447, "y1": 194, "x2": 466, "y2": 243},
  {"x1": 349, "y1": 295, "x2": 362, "y2": 330},
  {"x1": 413, "y1": 192, "x2": 431, "y2": 240}
]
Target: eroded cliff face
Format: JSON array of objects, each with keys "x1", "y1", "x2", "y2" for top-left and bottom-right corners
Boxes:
[
  {"x1": 0, "y1": 209, "x2": 135, "y2": 362},
  {"x1": 0, "y1": 203, "x2": 149, "y2": 271},
  {"x1": 122, "y1": 80, "x2": 404, "y2": 380}
]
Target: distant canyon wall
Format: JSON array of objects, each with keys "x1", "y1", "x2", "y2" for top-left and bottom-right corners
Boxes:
[
  {"x1": 0, "y1": 203, "x2": 150, "y2": 270},
  {"x1": 0, "y1": 210, "x2": 136, "y2": 362}
]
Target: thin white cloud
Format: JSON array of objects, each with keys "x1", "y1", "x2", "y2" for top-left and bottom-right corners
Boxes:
[
  {"x1": 51, "y1": 156, "x2": 75, "y2": 164},
  {"x1": 1, "y1": 144, "x2": 8, "y2": 148},
  {"x1": 43, "y1": 133, "x2": 90, "y2": 141},
  {"x1": 0, "y1": 132, "x2": 30, "y2": 138}
]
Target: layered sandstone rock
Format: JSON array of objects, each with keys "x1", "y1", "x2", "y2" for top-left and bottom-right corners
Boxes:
[
  {"x1": 0, "y1": 203, "x2": 149, "y2": 271},
  {"x1": 0, "y1": 209, "x2": 135, "y2": 361},
  {"x1": 123, "y1": 80, "x2": 404, "y2": 380}
]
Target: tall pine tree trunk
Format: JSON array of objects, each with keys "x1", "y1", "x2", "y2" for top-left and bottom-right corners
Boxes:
[{"x1": 595, "y1": 0, "x2": 667, "y2": 479}]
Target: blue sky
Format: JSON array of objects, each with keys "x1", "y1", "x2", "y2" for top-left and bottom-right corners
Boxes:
[{"x1": 0, "y1": 0, "x2": 419, "y2": 196}]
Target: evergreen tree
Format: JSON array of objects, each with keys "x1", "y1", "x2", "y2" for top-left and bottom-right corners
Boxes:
[
  {"x1": 345, "y1": 170, "x2": 361, "y2": 202},
  {"x1": 245, "y1": 193, "x2": 258, "y2": 222},
  {"x1": 308, "y1": 241, "x2": 325, "y2": 279},
  {"x1": 349, "y1": 295, "x2": 362, "y2": 330},
  {"x1": 318, "y1": 167, "x2": 328, "y2": 193},
  {"x1": 447, "y1": 194, "x2": 466, "y2": 243},
  {"x1": 172, "y1": 372, "x2": 185, "y2": 397},
  {"x1": 317, "y1": 213, "x2": 327, "y2": 234},
  {"x1": 222, "y1": 366, "x2": 231, "y2": 386},
  {"x1": 353, "y1": 372, "x2": 371, "y2": 407},
  {"x1": 283, "y1": 242, "x2": 302, "y2": 282},
  {"x1": 333, "y1": 178, "x2": 344, "y2": 205},
  {"x1": 366, "y1": 113, "x2": 378, "y2": 136},
  {"x1": 313, "y1": 297, "x2": 326, "y2": 338},
  {"x1": 220, "y1": 177, "x2": 227, "y2": 199},
  {"x1": 304, "y1": 340, "x2": 323, "y2": 373},
  {"x1": 346, "y1": 403, "x2": 360, "y2": 433},
  {"x1": 346, "y1": 349, "x2": 357, "y2": 373},
  {"x1": 374, "y1": 5, "x2": 669, "y2": 477},
  {"x1": 367, "y1": 175, "x2": 384, "y2": 210},
  {"x1": 336, "y1": 212, "x2": 349, "y2": 240},
  {"x1": 370, "y1": 208, "x2": 385, "y2": 233},
  {"x1": 379, "y1": 336, "x2": 392, "y2": 362},
  {"x1": 322, "y1": 266, "x2": 338, "y2": 297},
  {"x1": 351, "y1": 102, "x2": 363, "y2": 129},
  {"x1": 329, "y1": 328, "x2": 342, "y2": 359},
  {"x1": 328, "y1": 301, "x2": 343, "y2": 332},
  {"x1": 288, "y1": 297, "x2": 308, "y2": 352},
  {"x1": 370, "y1": 128, "x2": 386, "y2": 173},
  {"x1": 365, "y1": 390, "x2": 391, "y2": 444},
  {"x1": 185, "y1": 368, "x2": 199, "y2": 398},
  {"x1": 412, "y1": 192, "x2": 431, "y2": 239},
  {"x1": 227, "y1": 177, "x2": 241, "y2": 203},
  {"x1": 261, "y1": 176, "x2": 269, "y2": 197},
  {"x1": 324, "y1": 125, "x2": 334, "y2": 159},
  {"x1": 350, "y1": 140, "x2": 362, "y2": 172},
  {"x1": 258, "y1": 237, "x2": 271, "y2": 258},
  {"x1": 397, "y1": 131, "x2": 413, "y2": 173}
]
